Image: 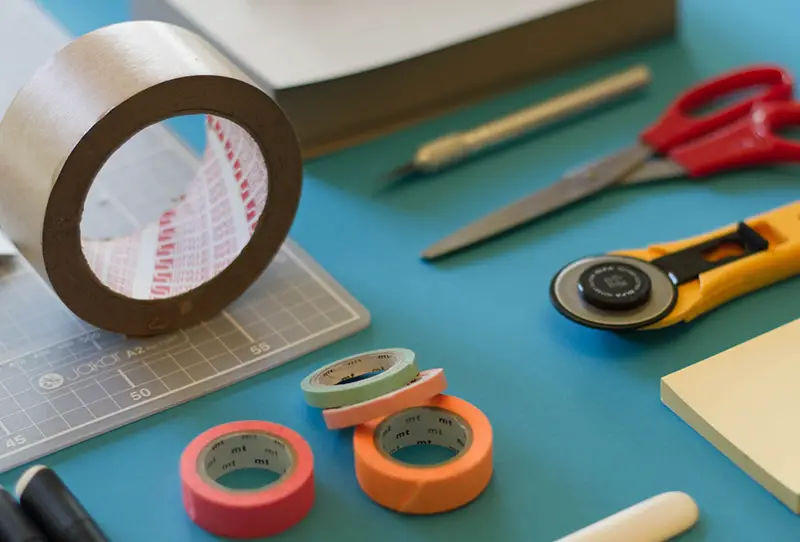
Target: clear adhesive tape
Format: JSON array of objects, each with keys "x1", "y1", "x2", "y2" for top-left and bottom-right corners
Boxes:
[
  {"x1": 323, "y1": 368, "x2": 448, "y2": 429},
  {"x1": 179, "y1": 420, "x2": 314, "y2": 539},
  {"x1": 301, "y1": 348, "x2": 419, "y2": 409},
  {"x1": 0, "y1": 21, "x2": 302, "y2": 336},
  {"x1": 353, "y1": 394, "x2": 493, "y2": 514}
]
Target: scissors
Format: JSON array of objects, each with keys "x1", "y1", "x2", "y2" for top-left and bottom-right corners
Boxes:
[{"x1": 421, "y1": 64, "x2": 799, "y2": 261}]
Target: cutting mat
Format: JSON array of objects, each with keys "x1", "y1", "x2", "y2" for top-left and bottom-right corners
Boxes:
[{"x1": 0, "y1": 0, "x2": 370, "y2": 472}]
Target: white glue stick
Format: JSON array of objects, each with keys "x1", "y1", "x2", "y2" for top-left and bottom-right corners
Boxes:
[{"x1": 554, "y1": 491, "x2": 699, "y2": 542}]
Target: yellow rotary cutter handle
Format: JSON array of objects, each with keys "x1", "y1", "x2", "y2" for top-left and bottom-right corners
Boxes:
[{"x1": 550, "y1": 200, "x2": 800, "y2": 331}]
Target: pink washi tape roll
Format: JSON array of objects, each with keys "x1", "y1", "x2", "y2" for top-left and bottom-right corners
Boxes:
[
  {"x1": 180, "y1": 420, "x2": 314, "y2": 539},
  {"x1": 323, "y1": 368, "x2": 448, "y2": 429}
]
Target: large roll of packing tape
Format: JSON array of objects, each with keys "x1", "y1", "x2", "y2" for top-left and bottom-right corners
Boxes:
[
  {"x1": 0, "y1": 21, "x2": 302, "y2": 336},
  {"x1": 179, "y1": 420, "x2": 314, "y2": 538},
  {"x1": 301, "y1": 348, "x2": 419, "y2": 409},
  {"x1": 353, "y1": 394, "x2": 493, "y2": 514}
]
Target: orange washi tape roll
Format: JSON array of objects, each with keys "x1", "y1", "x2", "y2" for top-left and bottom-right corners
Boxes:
[
  {"x1": 353, "y1": 394, "x2": 492, "y2": 514},
  {"x1": 180, "y1": 420, "x2": 314, "y2": 539},
  {"x1": 323, "y1": 368, "x2": 448, "y2": 430}
]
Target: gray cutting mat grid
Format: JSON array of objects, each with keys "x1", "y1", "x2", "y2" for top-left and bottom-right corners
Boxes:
[{"x1": 0, "y1": 121, "x2": 370, "y2": 473}]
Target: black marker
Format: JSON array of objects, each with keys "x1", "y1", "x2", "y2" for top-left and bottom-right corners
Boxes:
[
  {"x1": 0, "y1": 486, "x2": 46, "y2": 541},
  {"x1": 15, "y1": 465, "x2": 110, "y2": 542}
]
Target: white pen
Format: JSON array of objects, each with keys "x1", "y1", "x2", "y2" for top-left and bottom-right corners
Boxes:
[
  {"x1": 382, "y1": 64, "x2": 651, "y2": 183},
  {"x1": 554, "y1": 491, "x2": 700, "y2": 542}
]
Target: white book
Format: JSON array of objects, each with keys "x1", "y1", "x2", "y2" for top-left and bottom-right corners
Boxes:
[
  {"x1": 133, "y1": 0, "x2": 676, "y2": 157},
  {"x1": 136, "y1": 0, "x2": 593, "y2": 89}
]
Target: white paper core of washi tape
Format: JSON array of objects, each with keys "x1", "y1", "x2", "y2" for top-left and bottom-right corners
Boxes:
[
  {"x1": 198, "y1": 431, "x2": 294, "y2": 491},
  {"x1": 313, "y1": 350, "x2": 402, "y2": 386},
  {"x1": 81, "y1": 116, "x2": 267, "y2": 301},
  {"x1": 376, "y1": 406, "x2": 472, "y2": 460}
]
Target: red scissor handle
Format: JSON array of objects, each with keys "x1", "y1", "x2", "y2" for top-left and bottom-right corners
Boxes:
[
  {"x1": 668, "y1": 100, "x2": 800, "y2": 177},
  {"x1": 640, "y1": 65, "x2": 793, "y2": 153}
]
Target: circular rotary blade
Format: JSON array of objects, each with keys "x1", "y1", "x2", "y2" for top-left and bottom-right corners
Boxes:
[{"x1": 549, "y1": 254, "x2": 678, "y2": 331}]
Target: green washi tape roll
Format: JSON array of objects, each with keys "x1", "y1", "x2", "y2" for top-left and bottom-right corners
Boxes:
[{"x1": 301, "y1": 348, "x2": 419, "y2": 408}]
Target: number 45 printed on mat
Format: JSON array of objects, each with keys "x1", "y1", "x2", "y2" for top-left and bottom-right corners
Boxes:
[{"x1": 5, "y1": 435, "x2": 26, "y2": 449}]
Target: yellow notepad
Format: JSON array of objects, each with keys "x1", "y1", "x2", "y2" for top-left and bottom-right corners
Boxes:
[{"x1": 661, "y1": 319, "x2": 800, "y2": 514}]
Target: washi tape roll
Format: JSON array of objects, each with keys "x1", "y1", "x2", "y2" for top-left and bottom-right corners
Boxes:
[
  {"x1": 0, "y1": 21, "x2": 302, "y2": 336},
  {"x1": 353, "y1": 394, "x2": 493, "y2": 514},
  {"x1": 301, "y1": 348, "x2": 419, "y2": 409},
  {"x1": 180, "y1": 420, "x2": 314, "y2": 539},
  {"x1": 323, "y1": 368, "x2": 447, "y2": 429}
]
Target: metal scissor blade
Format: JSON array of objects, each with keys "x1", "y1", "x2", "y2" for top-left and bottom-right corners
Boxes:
[
  {"x1": 566, "y1": 157, "x2": 686, "y2": 184},
  {"x1": 421, "y1": 142, "x2": 653, "y2": 260},
  {"x1": 619, "y1": 158, "x2": 687, "y2": 184}
]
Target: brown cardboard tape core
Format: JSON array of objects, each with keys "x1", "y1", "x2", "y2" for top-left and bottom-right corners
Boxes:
[
  {"x1": 82, "y1": 116, "x2": 268, "y2": 301},
  {"x1": 0, "y1": 21, "x2": 302, "y2": 336}
]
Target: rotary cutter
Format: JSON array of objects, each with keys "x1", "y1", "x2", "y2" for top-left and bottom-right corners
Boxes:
[{"x1": 550, "y1": 201, "x2": 800, "y2": 331}]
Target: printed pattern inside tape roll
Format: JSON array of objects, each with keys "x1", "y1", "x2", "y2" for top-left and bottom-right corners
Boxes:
[{"x1": 81, "y1": 116, "x2": 268, "y2": 299}]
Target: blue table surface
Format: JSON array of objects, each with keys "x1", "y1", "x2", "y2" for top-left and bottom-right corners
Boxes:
[{"x1": 4, "y1": 0, "x2": 800, "y2": 540}]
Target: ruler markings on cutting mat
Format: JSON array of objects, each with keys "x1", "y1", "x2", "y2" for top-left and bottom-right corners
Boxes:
[{"x1": 0, "y1": 0, "x2": 370, "y2": 472}]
